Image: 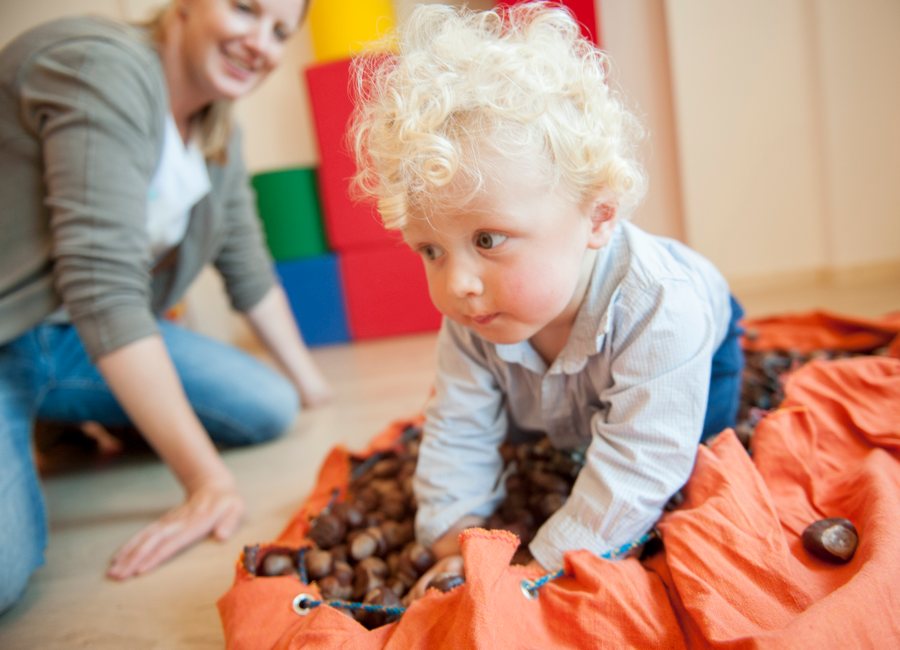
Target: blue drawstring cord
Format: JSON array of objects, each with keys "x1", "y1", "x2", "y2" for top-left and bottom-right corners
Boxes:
[{"x1": 292, "y1": 529, "x2": 659, "y2": 616}]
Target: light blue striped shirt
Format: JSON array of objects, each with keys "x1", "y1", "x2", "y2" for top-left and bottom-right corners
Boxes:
[{"x1": 413, "y1": 221, "x2": 732, "y2": 569}]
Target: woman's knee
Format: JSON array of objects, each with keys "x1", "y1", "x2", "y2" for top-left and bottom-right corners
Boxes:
[
  {"x1": 200, "y1": 368, "x2": 299, "y2": 447},
  {"x1": 246, "y1": 371, "x2": 299, "y2": 443},
  {"x1": 0, "y1": 553, "x2": 39, "y2": 615},
  {"x1": 0, "y1": 476, "x2": 47, "y2": 615},
  {"x1": 164, "y1": 327, "x2": 299, "y2": 445}
]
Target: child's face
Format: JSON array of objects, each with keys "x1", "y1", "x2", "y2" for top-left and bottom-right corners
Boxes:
[{"x1": 403, "y1": 155, "x2": 610, "y2": 349}]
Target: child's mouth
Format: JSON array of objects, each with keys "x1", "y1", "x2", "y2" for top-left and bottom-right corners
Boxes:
[{"x1": 471, "y1": 313, "x2": 498, "y2": 325}]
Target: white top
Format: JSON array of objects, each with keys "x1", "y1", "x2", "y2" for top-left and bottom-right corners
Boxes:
[
  {"x1": 413, "y1": 221, "x2": 732, "y2": 570},
  {"x1": 145, "y1": 114, "x2": 210, "y2": 260},
  {"x1": 45, "y1": 115, "x2": 210, "y2": 324}
]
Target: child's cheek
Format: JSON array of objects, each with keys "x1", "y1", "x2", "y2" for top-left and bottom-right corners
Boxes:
[
  {"x1": 502, "y1": 265, "x2": 563, "y2": 317},
  {"x1": 423, "y1": 266, "x2": 457, "y2": 318}
]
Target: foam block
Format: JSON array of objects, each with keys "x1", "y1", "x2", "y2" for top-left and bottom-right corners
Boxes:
[
  {"x1": 504, "y1": 0, "x2": 600, "y2": 45},
  {"x1": 276, "y1": 255, "x2": 350, "y2": 347},
  {"x1": 305, "y1": 58, "x2": 397, "y2": 252},
  {"x1": 252, "y1": 168, "x2": 328, "y2": 261},
  {"x1": 308, "y1": 0, "x2": 395, "y2": 64},
  {"x1": 339, "y1": 245, "x2": 442, "y2": 341}
]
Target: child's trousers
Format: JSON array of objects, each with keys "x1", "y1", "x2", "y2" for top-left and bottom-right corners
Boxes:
[{"x1": 702, "y1": 295, "x2": 745, "y2": 440}]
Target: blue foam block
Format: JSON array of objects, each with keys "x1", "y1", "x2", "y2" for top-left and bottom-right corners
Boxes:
[{"x1": 276, "y1": 254, "x2": 350, "y2": 347}]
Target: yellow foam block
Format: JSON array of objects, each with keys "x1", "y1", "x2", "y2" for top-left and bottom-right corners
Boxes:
[{"x1": 309, "y1": 0, "x2": 396, "y2": 63}]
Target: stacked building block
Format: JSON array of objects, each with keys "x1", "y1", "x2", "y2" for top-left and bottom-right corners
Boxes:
[
  {"x1": 252, "y1": 168, "x2": 327, "y2": 260},
  {"x1": 505, "y1": 0, "x2": 601, "y2": 45},
  {"x1": 303, "y1": 4, "x2": 442, "y2": 342},
  {"x1": 275, "y1": 254, "x2": 350, "y2": 346},
  {"x1": 308, "y1": 0, "x2": 396, "y2": 64},
  {"x1": 252, "y1": 167, "x2": 350, "y2": 347}
]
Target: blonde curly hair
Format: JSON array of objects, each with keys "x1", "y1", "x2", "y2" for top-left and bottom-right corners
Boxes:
[{"x1": 350, "y1": 1, "x2": 646, "y2": 230}]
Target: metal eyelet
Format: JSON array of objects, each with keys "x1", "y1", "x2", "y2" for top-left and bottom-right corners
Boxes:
[{"x1": 292, "y1": 593, "x2": 314, "y2": 615}]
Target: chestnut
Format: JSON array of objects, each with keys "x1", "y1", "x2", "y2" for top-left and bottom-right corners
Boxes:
[
  {"x1": 259, "y1": 551, "x2": 295, "y2": 577},
  {"x1": 332, "y1": 502, "x2": 366, "y2": 529},
  {"x1": 802, "y1": 517, "x2": 859, "y2": 564},
  {"x1": 357, "y1": 586, "x2": 402, "y2": 628},
  {"x1": 305, "y1": 548, "x2": 333, "y2": 580},
  {"x1": 308, "y1": 512, "x2": 346, "y2": 550},
  {"x1": 318, "y1": 575, "x2": 352, "y2": 601}
]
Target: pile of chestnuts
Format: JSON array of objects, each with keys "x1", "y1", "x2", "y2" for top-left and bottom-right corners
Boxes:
[
  {"x1": 242, "y1": 426, "x2": 589, "y2": 628},
  {"x1": 243, "y1": 426, "x2": 429, "y2": 628}
]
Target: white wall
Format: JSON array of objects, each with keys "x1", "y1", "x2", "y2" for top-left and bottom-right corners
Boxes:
[
  {"x1": 814, "y1": 0, "x2": 900, "y2": 270},
  {"x1": 664, "y1": 0, "x2": 830, "y2": 281},
  {"x1": 664, "y1": 0, "x2": 900, "y2": 282},
  {"x1": 600, "y1": 0, "x2": 684, "y2": 240}
]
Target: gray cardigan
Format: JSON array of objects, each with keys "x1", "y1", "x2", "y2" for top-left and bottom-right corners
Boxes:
[{"x1": 0, "y1": 16, "x2": 276, "y2": 360}]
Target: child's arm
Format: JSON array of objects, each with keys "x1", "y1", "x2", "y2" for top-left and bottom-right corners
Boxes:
[
  {"x1": 403, "y1": 514, "x2": 484, "y2": 603},
  {"x1": 413, "y1": 322, "x2": 508, "y2": 560},
  {"x1": 529, "y1": 280, "x2": 719, "y2": 569}
]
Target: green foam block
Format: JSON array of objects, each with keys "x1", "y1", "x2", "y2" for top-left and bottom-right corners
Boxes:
[{"x1": 252, "y1": 167, "x2": 328, "y2": 260}]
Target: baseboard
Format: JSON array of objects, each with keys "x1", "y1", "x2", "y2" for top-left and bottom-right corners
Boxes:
[{"x1": 727, "y1": 260, "x2": 900, "y2": 295}]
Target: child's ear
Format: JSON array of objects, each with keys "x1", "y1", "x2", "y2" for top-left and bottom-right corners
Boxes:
[{"x1": 587, "y1": 201, "x2": 617, "y2": 249}]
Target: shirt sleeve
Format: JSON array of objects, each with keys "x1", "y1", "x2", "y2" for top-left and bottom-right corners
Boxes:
[
  {"x1": 414, "y1": 320, "x2": 509, "y2": 547},
  {"x1": 529, "y1": 279, "x2": 715, "y2": 569},
  {"x1": 19, "y1": 37, "x2": 163, "y2": 360},
  {"x1": 211, "y1": 128, "x2": 277, "y2": 313}
]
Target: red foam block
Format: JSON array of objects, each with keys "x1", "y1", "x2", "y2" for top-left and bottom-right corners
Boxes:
[
  {"x1": 339, "y1": 245, "x2": 442, "y2": 340},
  {"x1": 500, "y1": 0, "x2": 600, "y2": 45},
  {"x1": 305, "y1": 58, "x2": 395, "y2": 252}
]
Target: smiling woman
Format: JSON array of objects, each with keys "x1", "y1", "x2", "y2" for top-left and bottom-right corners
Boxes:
[
  {"x1": 0, "y1": 0, "x2": 331, "y2": 616},
  {"x1": 150, "y1": 0, "x2": 307, "y2": 159}
]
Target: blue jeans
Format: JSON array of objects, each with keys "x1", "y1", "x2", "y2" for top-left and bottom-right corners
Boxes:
[
  {"x1": 0, "y1": 321, "x2": 299, "y2": 613},
  {"x1": 702, "y1": 295, "x2": 745, "y2": 440}
]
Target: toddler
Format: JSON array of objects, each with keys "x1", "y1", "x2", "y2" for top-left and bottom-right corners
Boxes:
[{"x1": 351, "y1": 2, "x2": 743, "y2": 591}]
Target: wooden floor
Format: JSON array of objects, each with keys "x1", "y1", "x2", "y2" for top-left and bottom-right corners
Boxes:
[{"x1": 0, "y1": 275, "x2": 897, "y2": 649}]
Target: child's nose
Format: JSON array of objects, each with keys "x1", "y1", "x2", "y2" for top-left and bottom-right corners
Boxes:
[{"x1": 446, "y1": 259, "x2": 483, "y2": 298}]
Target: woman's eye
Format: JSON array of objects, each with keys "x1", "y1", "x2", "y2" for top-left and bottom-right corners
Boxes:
[
  {"x1": 234, "y1": 0, "x2": 254, "y2": 14},
  {"x1": 274, "y1": 24, "x2": 292, "y2": 41},
  {"x1": 474, "y1": 232, "x2": 507, "y2": 250}
]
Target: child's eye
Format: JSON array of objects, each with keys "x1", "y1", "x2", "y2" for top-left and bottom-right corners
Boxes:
[
  {"x1": 474, "y1": 231, "x2": 507, "y2": 250},
  {"x1": 418, "y1": 244, "x2": 444, "y2": 261}
]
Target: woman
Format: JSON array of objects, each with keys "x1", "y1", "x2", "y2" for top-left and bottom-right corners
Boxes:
[{"x1": 0, "y1": 0, "x2": 327, "y2": 612}]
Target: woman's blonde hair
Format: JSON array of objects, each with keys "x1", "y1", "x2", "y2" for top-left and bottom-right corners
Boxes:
[
  {"x1": 351, "y1": 1, "x2": 647, "y2": 230},
  {"x1": 144, "y1": 6, "x2": 233, "y2": 164}
]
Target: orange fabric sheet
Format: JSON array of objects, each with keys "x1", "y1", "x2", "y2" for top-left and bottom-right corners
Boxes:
[
  {"x1": 740, "y1": 309, "x2": 900, "y2": 355},
  {"x1": 218, "y1": 312, "x2": 900, "y2": 648}
]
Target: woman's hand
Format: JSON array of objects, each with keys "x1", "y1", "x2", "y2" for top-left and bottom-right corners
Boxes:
[
  {"x1": 292, "y1": 356, "x2": 333, "y2": 408},
  {"x1": 96, "y1": 336, "x2": 248, "y2": 580},
  {"x1": 107, "y1": 477, "x2": 244, "y2": 580},
  {"x1": 403, "y1": 554, "x2": 465, "y2": 604}
]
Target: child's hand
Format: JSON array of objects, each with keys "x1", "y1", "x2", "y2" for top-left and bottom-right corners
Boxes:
[
  {"x1": 403, "y1": 554, "x2": 464, "y2": 604},
  {"x1": 106, "y1": 477, "x2": 244, "y2": 580}
]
